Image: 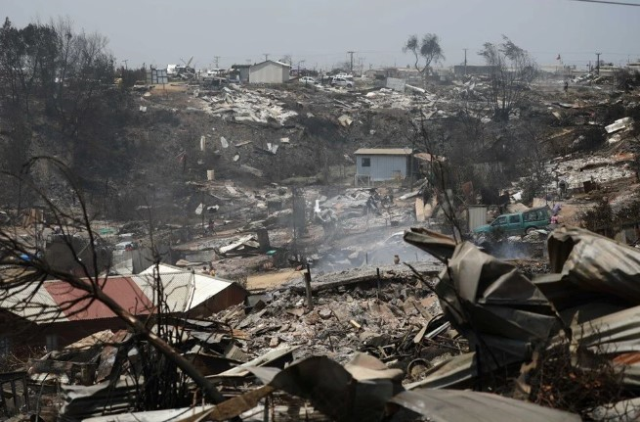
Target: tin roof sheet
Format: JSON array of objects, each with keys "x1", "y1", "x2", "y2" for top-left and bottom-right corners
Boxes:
[
  {"x1": 44, "y1": 278, "x2": 153, "y2": 321},
  {"x1": 136, "y1": 264, "x2": 234, "y2": 313},
  {"x1": 354, "y1": 148, "x2": 413, "y2": 156},
  {"x1": 3, "y1": 264, "x2": 239, "y2": 324}
]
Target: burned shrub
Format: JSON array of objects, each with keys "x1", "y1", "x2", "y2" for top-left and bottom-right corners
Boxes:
[
  {"x1": 151, "y1": 108, "x2": 181, "y2": 127},
  {"x1": 526, "y1": 339, "x2": 628, "y2": 419},
  {"x1": 581, "y1": 197, "x2": 614, "y2": 237},
  {"x1": 577, "y1": 126, "x2": 606, "y2": 152},
  {"x1": 615, "y1": 68, "x2": 640, "y2": 92},
  {"x1": 603, "y1": 102, "x2": 627, "y2": 124}
]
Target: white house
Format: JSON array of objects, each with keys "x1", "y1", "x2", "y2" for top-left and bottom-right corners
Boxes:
[
  {"x1": 354, "y1": 148, "x2": 417, "y2": 186},
  {"x1": 249, "y1": 60, "x2": 291, "y2": 84}
]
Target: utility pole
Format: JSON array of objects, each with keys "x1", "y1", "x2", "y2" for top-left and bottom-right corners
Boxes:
[
  {"x1": 347, "y1": 51, "x2": 355, "y2": 74},
  {"x1": 214, "y1": 56, "x2": 220, "y2": 68},
  {"x1": 122, "y1": 59, "x2": 128, "y2": 70},
  {"x1": 596, "y1": 52, "x2": 602, "y2": 75},
  {"x1": 463, "y1": 48, "x2": 468, "y2": 76},
  {"x1": 263, "y1": 53, "x2": 269, "y2": 61},
  {"x1": 298, "y1": 60, "x2": 305, "y2": 79}
]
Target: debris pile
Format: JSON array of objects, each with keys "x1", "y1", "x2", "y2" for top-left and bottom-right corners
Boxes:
[
  {"x1": 196, "y1": 85, "x2": 299, "y2": 126},
  {"x1": 9, "y1": 226, "x2": 640, "y2": 420}
]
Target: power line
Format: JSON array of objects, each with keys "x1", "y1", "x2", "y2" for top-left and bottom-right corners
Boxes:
[{"x1": 568, "y1": 0, "x2": 640, "y2": 7}]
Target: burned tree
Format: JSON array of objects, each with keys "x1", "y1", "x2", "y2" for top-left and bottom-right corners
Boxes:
[
  {"x1": 403, "y1": 34, "x2": 445, "y2": 87},
  {"x1": 0, "y1": 18, "x2": 135, "y2": 206},
  {"x1": 479, "y1": 36, "x2": 537, "y2": 122}
]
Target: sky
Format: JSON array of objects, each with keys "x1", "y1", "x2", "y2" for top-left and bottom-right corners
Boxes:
[{"x1": 3, "y1": 0, "x2": 640, "y2": 71}]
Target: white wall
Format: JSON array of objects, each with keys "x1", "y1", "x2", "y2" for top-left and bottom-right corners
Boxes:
[
  {"x1": 356, "y1": 155, "x2": 408, "y2": 181},
  {"x1": 249, "y1": 62, "x2": 290, "y2": 84}
]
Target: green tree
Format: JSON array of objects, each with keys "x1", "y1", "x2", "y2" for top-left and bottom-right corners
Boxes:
[{"x1": 402, "y1": 34, "x2": 445, "y2": 87}]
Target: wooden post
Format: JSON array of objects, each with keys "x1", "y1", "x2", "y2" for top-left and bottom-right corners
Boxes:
[
  {"x1": 304, "y1": 264, "x2": 314, "y2": 311},
  {"x1": 0, "y1": 381, "x2": 7, "y2": 416},
  {"x1": 22, "y1": 377, "x2": 29, "y2": 411},
  {"x1": 376, "y1": 267, "x2": 381, "y2": 293},
  {"x1": 10, "y1": 380, "x2": 17, "y2": 410},
  {"x1": 263, "y1": 395, "x2": 270, "y2": 422}
]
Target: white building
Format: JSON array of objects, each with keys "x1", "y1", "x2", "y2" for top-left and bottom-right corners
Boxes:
[
  {"x1": 249, "y1": 60, "x2": 291, "y2": 84},
  {"x1": 354, "y1": 148, "x2": 417, "y2": 186}
]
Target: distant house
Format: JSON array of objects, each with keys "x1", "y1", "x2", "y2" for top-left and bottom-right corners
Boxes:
[
  {"x1": 0, "y1": 264, "x2": 247, "y2": 356},
  {"x1": 230, "y1": 64, "x2": 251, "y2": 83},
  {"x1": 354, "y1": 148, "x2": 418, "y2": 186},
  {"x1": 249, "y1": 60, "x2": 291, "y2": 84}
]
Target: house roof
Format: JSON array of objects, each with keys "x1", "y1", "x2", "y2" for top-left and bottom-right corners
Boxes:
[
  {"x1": 250, "y1": 60, "x2": 292, "y2": 70},
  {"x1": 1, "y1": 264, "x2": 245, "y2": 324},
  {"x1": 354, "y1": 148, "x2": 413, "y2": 156},
  {"x1": 137, "y1": 264, "x2": 239, "y2": 313},
  {"x1": 45, "y1": 278, "x2": 153, "y2": 321}
]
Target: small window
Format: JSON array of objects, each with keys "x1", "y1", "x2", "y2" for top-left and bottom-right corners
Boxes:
[
  {"x1": 361, "y1": 157, "x2": 371, "y2": 167},
  {"x1": 493, "y1": 216, "x2": 507, "y2": 225},
  {"x1": 509, "y1": 215, "x2": 521, "y2": 224}
]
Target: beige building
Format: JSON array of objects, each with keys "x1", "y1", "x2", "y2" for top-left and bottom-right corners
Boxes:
[{"x1": 249, "y1": 60, "x2": 291, "y2": 84}]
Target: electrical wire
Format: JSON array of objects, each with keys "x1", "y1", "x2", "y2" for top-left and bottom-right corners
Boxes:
[{"x1": 568, "y1": 0, "x2": 640, "y2": 6}]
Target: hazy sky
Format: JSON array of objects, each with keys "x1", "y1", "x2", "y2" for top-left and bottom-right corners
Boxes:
[{"x1": 3, "y1": 0, "x2": 640, "y2": 71}]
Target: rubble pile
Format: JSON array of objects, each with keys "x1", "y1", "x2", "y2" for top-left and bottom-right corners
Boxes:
[
  {"x1": 21, "y1": 227, "x2": 640, "y2": 421},
  {"x1": 5, "y1": 52, "x2": 640, "y2": 422},
  {"x1": 216, "y1": 267, "x2": 452, "y2": 368},
  {"x1": 196, "y1": 85, "x2": 299, "y2": 126}
]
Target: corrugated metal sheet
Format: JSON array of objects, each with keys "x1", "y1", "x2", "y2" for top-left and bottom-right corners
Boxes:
[
  {"x1": 3, "y1": 264, "x2": 243, "y2": 324},
  {"x1": 82, "y1": 406, "x2": 215, "y2": 422},
  {"x1": 136, "y1": 264, "x2": 236, "y2": 313},
  {"x1": 548, "y1": 227, "x2": 640, "y2": 303},
  {"x1": 354, "y1": 148, "x2": 412, "y2": 156},
  {"x1": 468, "y1": 206, "x2": 488, "y2": 231},
  {"x1": 392, "y1": 389, "x2": 581, "y2": 422},
  {"x1": 0, "y1": 282, "x2": 70, "y2": 323},
  {"x1": 45, "y1": 279, "x2": 153, "y2": 321}
]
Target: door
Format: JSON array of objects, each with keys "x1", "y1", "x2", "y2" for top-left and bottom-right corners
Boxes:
[
  {"x1": 507, "y1": 214, "x2": 522, "y2": 233},
  {"x1": 491, "y1": 215, "x2": 508, "y2": 232}
]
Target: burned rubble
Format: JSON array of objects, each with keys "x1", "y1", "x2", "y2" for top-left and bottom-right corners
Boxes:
[{"x1": 2, "y1": 14, "x2": 640, "y2": 421}]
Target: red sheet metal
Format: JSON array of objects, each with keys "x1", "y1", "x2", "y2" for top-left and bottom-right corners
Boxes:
[{"x1": 44, "y1": 277, "x2": 155, "y2": 321}]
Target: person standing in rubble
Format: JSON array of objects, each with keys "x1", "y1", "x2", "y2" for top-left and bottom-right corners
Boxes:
[{"x1": 563, "y1": 80, "x2": 569, "y2": 93}]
